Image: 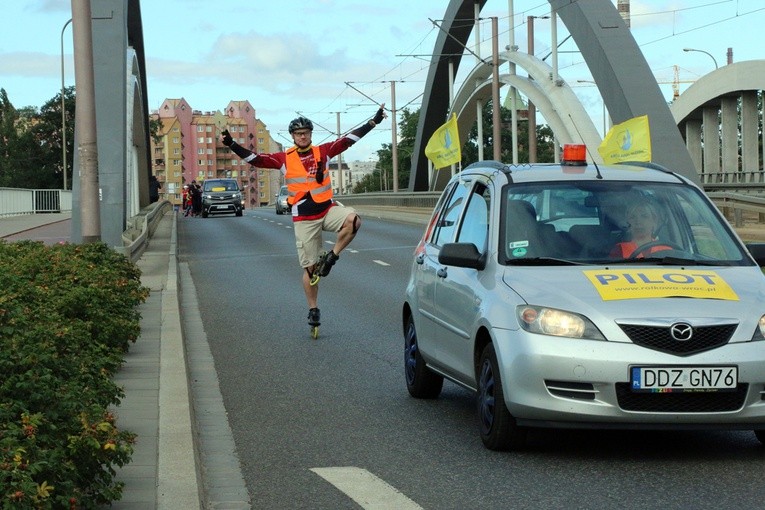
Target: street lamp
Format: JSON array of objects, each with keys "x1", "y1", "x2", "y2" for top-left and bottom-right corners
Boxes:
[
  {"x1": 683, "y1": 47, "x2": 719, "y2": 70},
  {"x1": 61, "y1": 18, "x2": 72, "y2": 190}
]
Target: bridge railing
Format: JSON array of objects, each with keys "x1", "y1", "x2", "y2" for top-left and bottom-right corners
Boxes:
[
  {"x1": 0, "y1": 188, "x2": 73, "y2": 217},
  {"x1": 702, "y1": 171, "x2": 765, "y2": 185}
]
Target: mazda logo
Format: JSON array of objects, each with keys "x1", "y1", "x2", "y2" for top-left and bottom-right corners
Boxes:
[{"x1": 670, "y1": 323, "x2": 693, "y2": 342}]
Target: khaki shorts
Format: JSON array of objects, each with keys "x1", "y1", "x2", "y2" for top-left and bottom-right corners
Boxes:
[{"x1": 294, "y1": 205, "x2": 357, "y2": 268}]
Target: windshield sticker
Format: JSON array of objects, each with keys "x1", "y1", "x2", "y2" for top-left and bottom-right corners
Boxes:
[
  {"x1": 583, "y1": 269, "x2": 739, "y2": 301},
  {"x1": 508, "y1": 241, "x2": 529, "y2": 258},
  {"x1": 211, "y1": 187, "x2": 226, "y2": 191}
]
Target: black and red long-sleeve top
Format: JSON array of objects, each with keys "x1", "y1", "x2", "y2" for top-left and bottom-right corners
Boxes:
[{"x1": 228, "y1": 121, "x2": 374, "y2": 220}]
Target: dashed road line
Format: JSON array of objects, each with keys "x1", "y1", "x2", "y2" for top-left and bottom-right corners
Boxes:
[
  {"x1": 373, "y1": 260, "x2": 390, "y2": 266},
  {"x1": 310, "y1": 467, "x2": 422, "y2": 510}
]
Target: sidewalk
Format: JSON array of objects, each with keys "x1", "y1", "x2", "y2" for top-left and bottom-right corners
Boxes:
[{"x1": 1, "y1": 211, "x2": 204, "y2": 509}]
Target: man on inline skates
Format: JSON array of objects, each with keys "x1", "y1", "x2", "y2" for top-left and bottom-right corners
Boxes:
[{"x1": 221, "y1": 104, "x2": 386, "y2": 337}]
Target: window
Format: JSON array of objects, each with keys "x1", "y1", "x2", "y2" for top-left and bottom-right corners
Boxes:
[
  {"x1": 197, "y1": 126, "x2": 204, "y2": 132},
  {"x1": 206, "y1": 137, "x2": 213, "y2": 144},
  {"x1": 457, "y1": 183, "x2": 491, "y2": 252},
  {"x1": 198, "y1": 137, "x2": 204, "y2": 144},
  {"x1": 173, "y1": 137, "x2": 179, "y2": 144},
  {"x1": 206, "y1": 125, "x2": 212, "y2": 132},
  {"x1": 198, "y1": 159, "x2": 205, "y2": 166},
  {"x1": 432, "y1": 181, "x2": 469, "y2": 247},
  {"x1": 173, "y1": 148, "x2": 180, "y2": 155},
  {"x1": 207, "y1": 148, "x2": 213, "y2": 154},
  {"x1": 198, "y1": 149, "x2": 205, "y2": 155}
]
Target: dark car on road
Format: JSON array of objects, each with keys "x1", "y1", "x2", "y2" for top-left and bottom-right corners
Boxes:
[{"x1": 201, "y1": 179, "x2": 243, "y2": 218}]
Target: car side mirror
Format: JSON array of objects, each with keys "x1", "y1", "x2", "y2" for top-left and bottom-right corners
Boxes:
[
  {"x1": 438, "y1": 242, "x2": 485, "y2": 270},
  {"x1": 746, "y1": 243, "x2": 765, "y2": 266}
]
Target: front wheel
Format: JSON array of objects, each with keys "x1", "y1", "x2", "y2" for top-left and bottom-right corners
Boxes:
[
  {"x1": 477, "y1": 343, "x2": 527, "y2": 451},
  {"x1": 404, "y1": 315, "x2": 443, "y2": 398}
]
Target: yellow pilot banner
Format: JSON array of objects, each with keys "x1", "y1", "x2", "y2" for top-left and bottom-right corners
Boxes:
[
  {"x1": 583, "y1": 269, "x2": 739, "y2": 301},
  {"x1": 597, "y1": 114, "x2": 651, "y2": 164},
  {"x1": 425, "y1": 113, "x2": 461, "y2": 169}
]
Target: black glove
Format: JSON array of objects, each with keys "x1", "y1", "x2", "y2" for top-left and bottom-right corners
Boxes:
[
  {"x1": 315, "y1": 162, "x2": 324, "y2": 184},
  {"x1": 373, "y1": 107, "x2": 385, "y2": 125},
  {"x1": 221, "y1": 129, "x2": 233, "y2": 146}
]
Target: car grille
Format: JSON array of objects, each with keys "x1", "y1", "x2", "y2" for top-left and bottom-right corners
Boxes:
[
  {"x1": 209, "y1": 194, "x2": 234, "y2": 200},
  {"x1": 618, "y1": 323, "x2": 737, "y2": 356},
  {"x1": 615, "y1": 382, "x2": 748, "y2": 412}
]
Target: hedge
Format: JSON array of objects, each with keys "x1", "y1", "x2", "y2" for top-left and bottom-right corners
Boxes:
[{"x1": 0, "y1": 240, "x2": 149, "y2": 509}]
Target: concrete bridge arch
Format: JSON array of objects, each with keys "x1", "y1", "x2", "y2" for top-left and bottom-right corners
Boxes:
[
  {"x1": 671, "y1": 61, "x2": 765, "y2": 185},
  {"x1": 433, "y1": 50, "x2": 602, "y2": 190},
  {"x1": 410, "y1": 0, "x2": 698, "y2": 191}
]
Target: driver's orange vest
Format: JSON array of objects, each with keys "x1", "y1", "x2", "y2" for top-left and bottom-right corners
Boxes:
[{"x1": 285, "y1": 146, "x2": 332, "y2": 205}]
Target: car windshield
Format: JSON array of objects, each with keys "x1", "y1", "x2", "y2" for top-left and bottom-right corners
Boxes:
[
  {"x1": 500, "y1": 181, "x2": 750, "y2": 266},
  {"x1": 204, "y1": 180, "x2": 239, "y2": 192}
]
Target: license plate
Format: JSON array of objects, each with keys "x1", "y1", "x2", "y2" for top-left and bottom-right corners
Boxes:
[{"x1": 630, "y1": 366, "x2": 737, "y2": 393}]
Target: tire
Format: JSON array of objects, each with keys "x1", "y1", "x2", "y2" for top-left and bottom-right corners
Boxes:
[
  {"x1": 201, "y1": 210, "x2": 208, "y2": 218},
  {"x1": 755, "y1": 430, "x2": 765, "y2": 445},
  {"x1": 404, "y1": 315, "x2": 443, "y2": 399},
  {"x1": 276, "y1": 209, "x2": 282, "y2": 215},
  {"x1": 477, "y1": 343, "x2": 527, "y2": 451},
  {"x1": 236, "y1": 209, "x2": 243, "y2": 217}
]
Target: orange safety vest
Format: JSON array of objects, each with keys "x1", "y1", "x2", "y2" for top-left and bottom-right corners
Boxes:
[{"x1": 284, "y1": 145, "x2": 333, "y2": 205}]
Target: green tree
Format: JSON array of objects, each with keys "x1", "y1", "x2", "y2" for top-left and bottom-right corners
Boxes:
[
  {"x1": 462, "y1": 99, "x2": 556, "y2": 165},
  {"x1": 355, "y1": 108, "x2": 419, "y2": 193},
  {"x1": 0, "y1": 87, "x2": 75, "y2": 189}
]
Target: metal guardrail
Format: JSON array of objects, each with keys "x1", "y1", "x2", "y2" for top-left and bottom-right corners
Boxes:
[
  {"x1": 708, "y1": 192, "x2": 765, "y2": 227},
  {"x1": 0, "y1": 188, "x2": 73, "y2": 217}
]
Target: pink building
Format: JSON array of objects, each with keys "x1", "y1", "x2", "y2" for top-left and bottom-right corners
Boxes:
[{"x1": 151, "y1": 98, "x2": 271, "y2": 209}]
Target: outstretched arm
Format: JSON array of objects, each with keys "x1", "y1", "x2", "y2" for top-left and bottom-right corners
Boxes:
[
  {"x1": 325, "y1": 104, "x2": 388, "y2": 159},
  {"x1": 221, "y1": 129, "x2": 283, "y2": 169}
]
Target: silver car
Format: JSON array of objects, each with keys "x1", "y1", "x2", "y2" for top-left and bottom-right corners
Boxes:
[
  {"x1": 275, "y1": 185, "x2": 289, "y2": 215},
  {"x1": 403, "y1": 146, "x2": 765, "y2": 450}
]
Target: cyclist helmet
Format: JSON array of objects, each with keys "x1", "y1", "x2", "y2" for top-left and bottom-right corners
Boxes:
[{"x1": 288, "y1": 116, "x2": 314, "y2": 134}]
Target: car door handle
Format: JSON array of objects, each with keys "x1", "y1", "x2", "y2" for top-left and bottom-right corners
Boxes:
[
  {"x1": 415, "y1": 253, "x2": 425, "y2": 265},
  {"x1": 437, "y1": 267, "x2": 448, "y2": 278}
]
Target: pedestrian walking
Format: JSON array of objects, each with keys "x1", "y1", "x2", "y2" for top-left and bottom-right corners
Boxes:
[{"x1": 149, "y1": 175, "x2": 162, "y2": 203}]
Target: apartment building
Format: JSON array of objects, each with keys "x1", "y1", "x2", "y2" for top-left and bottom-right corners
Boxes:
[{"x1": 150, "y1": 98, "x2": 281, "y2": 209}]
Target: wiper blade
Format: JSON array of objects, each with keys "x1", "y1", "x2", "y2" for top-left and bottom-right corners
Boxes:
[
  {"x1": 599, "y1": 256, "x2": 722, "y2": 266},
  {"x1": 506, "y1": 257, "x2": 582, "y2": 266}
]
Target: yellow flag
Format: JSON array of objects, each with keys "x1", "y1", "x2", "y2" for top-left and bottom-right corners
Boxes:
[
  {"x1": 597, "y1": 115, "x2": 651, "y2": 164},
  {"x1": 425, "y1": 113, "x2": 461, "y2": 168}
]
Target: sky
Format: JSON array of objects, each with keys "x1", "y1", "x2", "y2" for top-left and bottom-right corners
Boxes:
[{"x1": 1, "y1": 0, "x2": 763, "y2": 163}]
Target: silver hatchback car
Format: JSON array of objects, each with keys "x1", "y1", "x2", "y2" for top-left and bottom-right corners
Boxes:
[{"x1": 403, "y1": 145, "x2": 765, "y2": 451}]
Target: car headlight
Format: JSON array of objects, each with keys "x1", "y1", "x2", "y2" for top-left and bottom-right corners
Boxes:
[
  {"x1": 203, "y1": 194, "x2": 210, "y2": 200},
  {"x1": 233, "y1": 193, "x2": 241, "y2": 199},
  {"x1": 517, "y1": 305, "x2": 605, "y2": 340},
  {"x1": 751, "y1": 314, "x2": 765, "y2": 340}
]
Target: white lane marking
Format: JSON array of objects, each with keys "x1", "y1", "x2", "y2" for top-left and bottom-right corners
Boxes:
[
  {"x1": 311, "y1": 467, "x2": 423, "y2": 510},
  {"x1": 348, "y1": 249, "x2": 358, "y2": 253},
  {"x1": 373, "y1": 260, "x2": 390, "y2": 266}
]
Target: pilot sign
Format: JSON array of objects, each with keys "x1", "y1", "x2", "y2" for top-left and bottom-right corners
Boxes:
[{"x1": 583, "y1": 269, "x2": 739, "y2": 301}]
